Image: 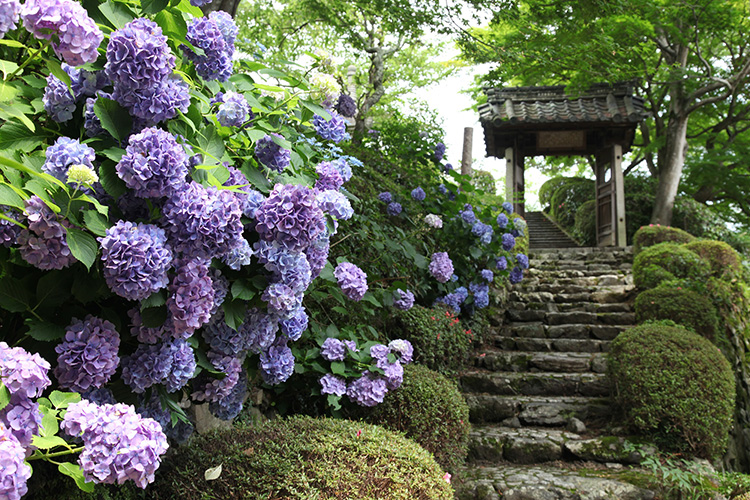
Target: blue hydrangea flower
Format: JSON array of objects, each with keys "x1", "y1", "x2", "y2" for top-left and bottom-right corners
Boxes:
[
  {"x1": 121, "y1": 343, "x2": 172, "y2": 393},
  {"x1": 392, "y1": 289, "x2": 414, "y2": 310},
  {"x1": 460, "y1": 206, "x2": 477, "y2": 225},
  {"x1": 262, "y1": 283, "x2": 301, "y2": 318},
  {"x1": 497, "y1": 212, "x2": 509, "y2": 229},
  {"x1": 436, "y1": 289, "x2": 466, "y2": 313},
  {"x1": 81, "y1": 387, "x2": 116, "y2": 405},
  {"x1": 42, "y1": 137, "x2": 96, "y2": 184},
  {"x1": 279, "y1": 307, "x2": 308, "y2": 341},
  {"x1": 259, "y1": 244, "x2": 312, "y2": 293},
  {"x1": 0, "y1": 342, "x2": 51, "y2": 399},
  {"x1": 312, "y1": 110, "x2": 348, "y2": 143},
  {"x1": 438, "y1": 184, "x2": 448, "y2": 194},
  {"x1": 316, "y1": 190, "x2": 353, "y2": 220},
  {"x1": 259, "y1": 338, "x2": 295, "y2": 385},
  {"x1": 99, "y1": 221, "x2": 173, "y2": 301},
  {"x1": 127, "y1": 75, "x2": 190, "y2": 125},
  {"x1": 496, "y1": 256, "x2": 508, "y2": 270},
  {"x1": 210, "y1": 268, "x2": 229, "y2": 315},
  {"x1": 502, "y1": 201, "x2": 514, "y2": 214},
  {"x1": 443, "y1": 163, "x2": 453, "y2": 172},
  {"x1": 382, "y1": 360, "x2": 404, "y2": 390},
  {"x1": 334, "y1": 262, "x2": 368, "y2": 301},
  {"x1": 481, "y1": 269, "x2": 494, "y2": 282},
  {"x1": 183, "y1": 16, "x2": 234, "y2": 81},
  {"x1": 17, "y1": 196, "x2": 76, "y2": 270},
  {"x1": 411, "y1": 187, "x2": 426, "y2": 201},
  {"x1": 321, "y1": 338, "x2": 345, "y2": 361},
  {"x1": 305, "y1": 232, "x2": 330, "y2": 279},
  {"x1": 255, "y1": 133, "x2": 291, "y2": 172},
  {"x1": 167, "y1": 259, "x2": 215, "y2": 337},
  {"x1": 387, "y1": 202, "x2": 402, "y2": 216},
  {"x1": 378, "y1": 191, "x2": 392, "y2": 203},
  {"x1": 319, "y1": 373, "x2": 346, "y2": 396},
  {"x1": 434, "y1": 142, "x2": 445, "y2": 161},
  {"x1": 209, "y1": 371, "x2": 246, "y2": 420},
  {"x1": 514, "y1": 218, "x2": 527, "y2": 237},
  {"x1": 0, "y1": 0, "x2": 20, "y2": 39},
  {"x1": 165, "y1": 339, "x2": 196, "y2": 393},
  {"x1": 346, "y1": 371, "x2": 387, "y2": 407},
  {"x1": 429, "y1": 252, "x2": 454, "y2": 283},
  {"x1": 217, "y1": 91, "x2": 250, "y2": 127},
  {"x1": 202, "y1": 313, "x2": 247, "y2": 356},
  {"x1": 510, "y1": 266, "x2": 524, "y2": 284},
  {"x1": 192, "y1": 353, "x2": 242, "y2": 403},
  {"x1": 0, "y1": 209, "x2": 20, "y2": 247},
  {"x1": 315, "y1": 161, "x2": 344, "y2": 191},
  {"x1": 335, "y1": 94, "x2": 356, "y2": 118},
  {"x1": 332, "y1": 158, "x2": 353, "y2": 183},
  {"x1": 472, "y1": 222, "x2": 494, "y2": 245},
  {"x1": 470, "y1": 283, "x2": 490, "y2": 309},
  {"x1": 43, "y1": 72, "x2": 76, "y2": 122},
  {"x1": 54, "y1": 316, "x2": 120, "y2": 393},
  {"x1": 255, "y1": 183, "x2": 326, "y2": 253},
  {"x1": 241, "y1": 308, "x2": 279, "y2": 354},
  {"x1": 209, "y1": 10, "x2": 238, "y2": 47},
  {"x1": 222, "y1": 238, "x2": 254, "y2": 270},
  {"x1": 502, "y1": 233, "x2": 516, "y2": 251},
  {"x1": 127, "y1": 309, "x2": 168, "y2": 345},
  {"x1": 516, "y1": 253, "x2": 529, "y2": 269}
]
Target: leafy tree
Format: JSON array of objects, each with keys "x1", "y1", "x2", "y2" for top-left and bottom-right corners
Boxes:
[{"x1": 458, "y1": 0, "x2": 750, "y2": 225}]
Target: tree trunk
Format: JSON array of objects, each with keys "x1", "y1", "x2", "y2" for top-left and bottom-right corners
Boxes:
[
  {"x1": 352, "y1": 46, "x2": 389, "y2": 144},
  {"x1": 202, "y1": 0, "x2": 241, "y2": 17},
  {"x1": 651, "y1": 111, "x2": 689, "y2": 225}
]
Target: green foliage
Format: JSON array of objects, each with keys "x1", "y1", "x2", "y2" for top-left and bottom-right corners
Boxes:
[
  {"x1": 632, "y1": 242, "x2": 710, "y2": 290},
  {"x1": 538, "y1": 176, "x2": 570, "y2": 209},
  {"x1": 471, "y1": 170, "x2": 497, "y2": 194},
  {"x1": 365, "y1": 364, "x2": 470, "y2": 472},
  {"x1": 545, "y1": 177, "x2": 595, "y2": 235},
  {"x1": 145, "y1": 416, "x2": 454, "y2": 499},
  {"x1": 684, "y1": 240, "x2": 742, "y2": 278},
  {"x1": 634, "y1": 285, "x2": 719, "y2": 340},
  {"x1": 387, "y1": 306, "x2": 473, "y2": 375},
  {"x1": 608, "y1": 322, "x2": 735, "y2": 459},
  {"x1": 573, "y1": 199, "x2": 597, "y2": 247},
  {"x1": 633, "y1": 225, "x2": 697, "y2": 255}
]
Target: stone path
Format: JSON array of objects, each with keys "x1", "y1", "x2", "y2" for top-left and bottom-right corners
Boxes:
[{"x1": 456, "y1": 247, "x2": 657, "y2": 500}]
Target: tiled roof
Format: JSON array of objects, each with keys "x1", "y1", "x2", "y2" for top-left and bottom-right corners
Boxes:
[{"x1": 479, "y1": 83, "x2": 647, "y2": 127}]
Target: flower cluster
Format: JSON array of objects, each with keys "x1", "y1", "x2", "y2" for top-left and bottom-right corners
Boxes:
[
  {"x1": 217, "y1": 91, "x2": 250, "y2": 127},
  {"x1": 0, "y1": 0, "x2": 19, "y2": 39},
  {"x1": 309, "y1": 73, "x2": 340, "y2": 108},
  {"x1": 255, "y1": 133, "x2": 291, "y2": 172},
  {"x1": 255, "y1": 183, "x2": 326, "y2": 253},
  {"x1": 472, "y1": 221, "x2": 493, "y2": 245},
  {"x1": 335, "y1": 94, "x2": 357, "y2": 118},
  {"x1": 334, "y1": 262, "x2": 368, "y2": 301},
  {"x1": 411, "y1": 187, "x2": 426, "y2": 201},
  {"x1": 434, "y1": 142, "x2": 445, "y2": 161},
  {"x1": 429, "y1": 252, "x2": 454, "y2": 283},
  {"x1": 259, "y1": 338, "x2": 295, "y2": 385},
  {"x1": 502, "y1": 232, "x2": 516, "y2": 251},
  {"x1": 0, "y1": 423, "x2": 31, "y2": 500},
  {"x1": 315, "y1": 161, "x2": 344, "y2": 191},
  {"x1": 183, "y1": 15, "x2": 235, "y2": 82},
  {"x1": 17, "y1": 196, "x2": 76, "y2": 270},
  {"x1": 470, "y1": 283, "x2": 490, "y2": 309},
  {"x1": 387, "y1": 202, "x2": 402, "y2": 216},
  {"x1": 42, "y1": 137, "x2": 96, "y2": 185},
  {"x1": 313, "y1": 110, "x2": 348, "y2": 143},
  {"x1": 424, "y1": 214, "x2": 443, "y2": 228},
  {"x1": 392, "y1": 288, "x2": 415, "y2": 310},
  {"x1": 54, "y1": 316, "x2": 120, "y2": 393},
  {"x1": 167, "y1": 259, "x2": 215, "y2": 337},
  {"x1": 316, "y1": 190, "x2": 353, "y2": 220}
]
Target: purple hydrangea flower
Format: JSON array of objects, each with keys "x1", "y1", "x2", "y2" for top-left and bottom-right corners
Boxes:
[
  {"x1": 470, "y1": 283, "x2": 490, "y2": 309},
  {"x1": 316, "y1": 190, "x2": 353, "y2": 220},
  {"x1": 0, "y1": 0, "x2": 20, "y2": 39},
  {"x1": 54, "y1": 316, "x2": 120, "y2": 393},
  {"x1": 116, "y1": 127, "x2": 188, "y2": 199},
  {"x1": 510, "y1": 266, "x2": 524, "y2": 284},
  {"x1": 183, "y1": 16, "x2": 233, "y2": 81},
  {"x1": 21, "y1": 0, "x2": 103, "y2": 66},
  {"x1": 241, "y1": 307, "x2": 279, "y2": 354},
  {"x1": 217, "y1": 91, "x2": 250, "y2": 127},
  {"x1": 17, "y1": 196, "x2": 76, "y2": 270},
  {"x1": 203, "y1": 313, "x2": 248, "y2": 356},
  {"x1": 257, "y1": 243, "x2": 312, "y2": 293},
  {"x1": 222, "y1": 238, "x2": 254, "y2": 270},
  {"x1": 472, "y1": 221, "x2": 493, "y2": 245},
  {"x1": 382, "y1": 361, "x2": 404, "y2": 390},
  {"x1": 255, "y1": 183, "x2": 326, "y2": 253},
  {"x1": 106, "y1": 18, "x2": 175, "y2": 97},
  {"x1": 209, "y1": 371, "x2": 246, "y2": 420},
  {"x1": 315, "y1": 161, "x2": 344, "y2": 191},
  {"x1": 387, "y1": 202, "x2": 402, "y2": 216},
  {"x1": 438, "y1": 184, "x2": 448, "y2": 195},
  {"x1": 0, "y1": 342, "x2": 51, "y2": 399},
  {"x1": 262, "y1": 283, "x2": 301, "y2": 318},
  {"x1": 192, "y1": 353, "x2": 242, "y2": 403},
  {"x1": 481, "y1": 269, "x2": 494, "y2": 282},
  {"x1": 0, "y1": 209, "x2": 20, "y2": 247},
  {"x1": 313, "y1": 110, "x2": 347, "y2": 143},
  {"x1": 378, "y1": 191, "x2": 392, "y2": 203},
  {"x1": 255, "y1": 133, "x2": 291, "y2": 172},
  {"x1": 388, "y1": 339, "x2": 413, "y2": 364},
  {"x1": 334, "y1": 262, "x2": 368, "y2": 301},
  {"x1": 61, "y1": 400, "x2": 169, "y2": 488},
  {"x1": 162, "y1": 181, "x2": 243, "y2": 260},
  {"x1": 502, "y1": 233, "x2": 516, "y2": 251},
  {"x1": 121, "y1": 343, "x2": 172, "y2": 393},
  {"x1": 127, "y1": 75, "x2": 190, "y2": 125},
  {"x1": 392, "y1": 289, "x2": 415, "y2": 310},
  {"x1": 443, "y1": 163, "x2": 453, "y2": 172},
  {"x1": 434, "y1": 142, "x2": 445, "y2": 161},
  {"x1": 0, "y1": 394, "x2": 42, "y2": 449},
  {"x1": 189, "y1": 0, "x2": 212, "y2": 6},
  {"x1": 335, "y1": 94, "x2": 356, "y2": 118},
  {"x1": 84, "y1": 92, "x2": 110, "y2": 137},
  {"x1": 81, "y1": 387, "x2": 116, "y2": 406},
  {"x1": 128, "y1": 308, "x2": 168, "y2": 344},
  {"x1": 502, "y1": 201, "x2": 514, "y2": 214},
  {"x1": 319, "y1": 373, "x2": 346, "y2": 396},
  {"x1": 43, "y1": 72, "x2": 76, "y2": 122},
  {"x1": 332, "y1": 158, "x2": 353, "y2": 183},
  {"x1": 496, "y1": 256, "x2": 508, "y2": 271},
  {"x1": 259, "y1": 338, "x2": 295, "y2": 385},
  {"x1": 42, "y1": 136, "x2": 96, "y2": 183},
  {"x1": 279, "y1": 307, "x2": 308, "y2": 341},
  {"x1": 164, "y1": 339, "x2": 196, "y2": 392},
  {"x1": 99, "y1": 221, "x2": 173, "y2": 301},
  {"x1": 0, "y1": 423, "x2": 32, "y2": 499},
  {"x1": 209, "y1": 10, "x2": 238, "y2": 47},
  {"x1": 429, "y1": 252, "x2": 454, "y2": 283},
  {"x1": 369, "y1": 344, "x2": 390, "y2": 363},
  {"x1": 497, "y1": 212, "x2": 509, "y2": 229},
  {"x1": 411, "y1": 187, "x2": 426, "y2": 201},
  {"x1": 346, "y1": 371, "x2": 388, "y2": 407},
  {"x1": 516, "y1": 253, "x2": 529, "y2": 269},
  {"x1": 460, "y1": 206, "x2": 476, "y2": 225},
  {"x1": 167, "y1": 259, "x2": 215, "y2": 337},
  {"x1": 320, "y1": 337, "x2": 345, "y2": 361},
  {"x1": 305, "y1": 232, "x2": 330, "y2": 279}
]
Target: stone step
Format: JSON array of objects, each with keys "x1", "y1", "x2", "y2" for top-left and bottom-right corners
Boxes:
[
  {"x1": 505, "y1": 311, "x2": 635, "y2": 326},
  {"x1": 496, "y1": 336, "x2": 611, "y2": 353},
  {"x1": 510, "y1": 290, "x2": 634, "y2": 305},
  {"x1": 465, "y1": 394, "x2": 612, "y2": 426},
  {"x1": 507, "y1": 302, "x2": 632, "y2": 317},
  {"x1": 455, "y1": 464, "x2": 654, "y2": 500},
  {"x1": 472, "y1": 351, "x2": 607, "y2": 374},
  {"x1": 461, "y1": 371, "x2": 609, "y2": 397},
  {"x1": 468, "y1": 425, "x2": 581, "y2": 464},
  {"x1": 498, "y1": 323, "x2": 631, "y2": 341},
  {"x1": 526, "y1": 268, "x2": 632, "y2": 279},
  {"x1": 519, "y1": 275, "x2": 631, "y2": 287}
]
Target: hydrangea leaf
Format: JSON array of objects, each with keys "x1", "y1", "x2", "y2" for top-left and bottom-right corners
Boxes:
[
  {"x1": 0, "y1": 383, "x2": 9, "y2": 412},
  {"x1": 25, "y1": 319, "x2": 65, "y2": 343},
  {"x1": 40, "y1": 407, "x2": 58, "y2": 437},
  {"x1": 301, "y1": 101, "x2": 331, "y2": 120},
  {"x1": 141, "y1": 0, "x2": 169, "y2": 15},
  {"x1": 330, "y1": 361, "x2": 345, "y2": 376},
  {"x1": 230, "y1": 280, "x2": 256, "y2": 301},
  {"x1": 93, "y1": 98, "x2": 132, "y2": 143},
  {"x1": 65, "y1": 227, "x2": 97, "y2": 270},
  {"x1": 98, "y1": 162, "x2": 127, "y2": 199},
  {"x1": 48, "y1": 390, "x2": 81, "y2": 409},
  {"x1": 32, "y1": 435, "x2": 68, "y2": 450},
  {"x1": 58, "y1": 463, "x2": 95, "y2": 493},
  {"x1": 0, "y1": 121, "x2": 50, "y2": 154},
  {"x1": 0, "y1": 183, "x2": 25, "y2": 210},
  {"x1": 98, "y1": 1, "x2": 136, "y2": 30},
  {"x1": 0, "y1": 276, "x2": 31, "y2": 313},
  {"x1": 83, "y1": 210, "x2": 111, "y2": 237}
]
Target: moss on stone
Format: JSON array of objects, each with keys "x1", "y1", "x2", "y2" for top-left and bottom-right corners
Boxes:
[
  {"x1": 633, "y1": 225, "x2": 696, "y2": 256},
  {"x1": 634, "y1": 285, "x2": 719, "y2": 340},
  {"x1": 632, "y1": 242, "x2": 710, "y2": 290},
  {"x1": 684, "y1": 239, "x2": 742, "y2": 278}
]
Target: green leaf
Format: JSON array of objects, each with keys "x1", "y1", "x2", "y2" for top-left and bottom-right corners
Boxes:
[
  {"x1": 330, "y1": 361, "x2": 346, "y2": 375},
  {"x1": 32, "y1": 435, "x2": 68, "y2": 450},
  {"x1": 0, "y1": 40, "x2": 25, "y2": 48},
  {"x1": 154, "y1": 10, "x2": 188, "y2": 46},
  {"x1": 98, "y1": 161, "x2": 127, "y2": 199},
  {"x1": 141, "y1": 290, "x2": 166, "y2": 309},
  {"x1": 49, "y1": 391, "x2": 81, "y2": 409},
  {"x1": 58, "y1": 463, "x2": 95, "y2": 493},
  {"x1": 99, "y1": 1, "x2": 136, "y2": 29},
  {"x1": 0, "y1": 383, "x2": 9, "y2": 412},
  {"x1": 222, "y1": 300, "x2": 246, "y2": 330},
  {"x1": 83, "y1": 210, "x2": 111, "y2": 237},
  {"x1": 0, "y1": 276, "x2": 30, "y2": 312},
  {"x1": 94, "y1": 98, "x2": 132, "y2": 142},
  {"x1": 65, "y1": 227, "x2": 97, "y2": 270},
  {"x1": 40, "y1": 408, "x2": 58, "y2": 437},
  {"x1": 172, "y1": 0, "x2": 202, "y2": 16},
  {"x1": 141, "y1": 0, "x2": 169, "y2": 14},
  {"x1": 240, "y1": 159, "x2": 271, "y2": 192},
  {"x1": 0, "y1": 121, "x2": 49, "y2": 153},
  {"x1": 25, "y1": 319, "x2": 65, "y2": 342},
  {"x1": 0, "y1": 183, "x2": 25, "y2": 210},
  {"x1": 469, "y1": 246, "x2": 483, "y2": 259},
  {"x1": 100, "y1": 147, "x2": 125, "y2": 163},
  {"x1": 253, "y1": 83, "x2": 285, "y2": 93},
  {"x1": 301, "y1": 101, "x2": 331, "y2": 120},
  {"x1": 231, "y1": 280, "x2": 256, "y2": 301},
  {"x1": 0, "y1": 59, "x2": 19, "y2": 79},
  {"x1": 141, "y1": 306, "x2": 167, "y2": 328},
  {"x1": 0, "y1": 103, "x2": 35, "y2": 132},
  {"x1": 196, "y1": 124, "x2": 226, "y2": 163}
]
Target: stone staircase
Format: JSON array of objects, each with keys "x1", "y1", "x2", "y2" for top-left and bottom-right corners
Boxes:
[
  {"x1": 456, "y1": 247, "x2": 657, "y2": 500},
  {"x1": 526, "y1": 211, "x2": 580, "y2": 249}
]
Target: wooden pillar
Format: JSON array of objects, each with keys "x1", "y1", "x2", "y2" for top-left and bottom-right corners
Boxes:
[
  {"x1": 612, "y1": 144, "x2": 627, "y2": 247},
  {"x1": 504, "y1": 146, "x2": 524, "y2": 217},
  {"x1": 461, "y1": 127, "x2": 473, "y2": 176},
  {"x1": 595, "y1": 144, "x2": 626, "y2": 247}
]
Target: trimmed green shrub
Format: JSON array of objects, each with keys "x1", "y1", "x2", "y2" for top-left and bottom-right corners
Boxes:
[
  {"x1": 539, "y1": 176, "x2": 571, "y2": 209},
  {"x1": 146, "y1": 416, "x2": 453, "y2": 500},
  {"x1": 633, "y1": 242, "x2": 710, "y2": 290},
  {"x1": 633, "y1": 225, "x2": 696, "y2": 255},
  {"x1": 471, "y1": 170, "x2": 497, "y2": 194},
  {"x1": 366, "y1": 364, "x2": 471, "y2": 472},
  {"x1": 548, "y1": 177, "x2": 595, "y2": 231},
  {"x1": 574, "y1": 199, "x2": 597, "y2": 246},
  {"x1": 608, "y1": 321, "x2": 735, "y2": 459},
  {"x1": 634, "y1": 285, "x2": 719, "y2": 340},
  {"x1": 684, "y1": 240, "x2": 742, "y2": 278},
  {"x1": 387, "y1": 306, "x2": 472, "y2": 374}
]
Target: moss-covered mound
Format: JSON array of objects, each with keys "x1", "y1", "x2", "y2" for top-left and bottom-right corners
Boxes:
[
  {"x1": 632, "y1": 242, "x2": 710, "y2": 290},
  {"x1": 633, "y1": 225, "x2": 695, "y2": 255},
  {"x1": 634, "y1": 285, "x2": 719, "y2": 340},
  {"x1": 146, "y1": 416, "x2": 453, "y2": 500},
  {"x1": 608, "y1": 321, "x2": 735, "y2": 458},
  {"x1": 388, "y1": 305, "x2": 472, "y2": 374},
  {"x1": 684, "y1": 239, "x2": 742, "y2": 277},
  {"x1": 366, "y1": 364, "x2": 470, "y2": 472}
]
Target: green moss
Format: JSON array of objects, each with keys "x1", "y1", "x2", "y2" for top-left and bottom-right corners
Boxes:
[
  {"x1": 634, "y1": 285, "x2": 719, "y2": 340},
  {"x1": 632, "y1": 242, "x2": 710, "y2": 290},
  {"x1": 145, "y1": 416, "x2": 454, "y2": 500},
  {"x1": 365, "y1": 364, "x2": 470, "y2": 472},
  {"x1": 633, "y1": 225, "x2": 696, "y2": 256},
  {"x1": 608, "y1": 321, "x2": 735, "y2": 459},
  {"x1": 684, "y1": 239, "x2": 742, "y2": 278}
]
